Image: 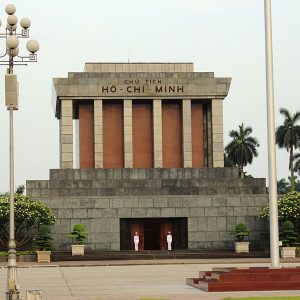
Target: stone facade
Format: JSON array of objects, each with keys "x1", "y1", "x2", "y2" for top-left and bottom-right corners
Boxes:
[
  {"x1": 26, "y1": 168, "x2": 268, "y2": 251},
  {"x1": 52, "y1": 62, "x2": 231, "y2": 169},
  {"x1": 29, "y1": 62, "x2": 269, "y2": 252}
]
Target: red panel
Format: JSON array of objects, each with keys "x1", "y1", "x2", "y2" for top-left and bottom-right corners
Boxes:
[
  {"x1": 103, "y1": 101, "x2": 124, "y2": 168},
  {"x1": 79, "y1": 103, "x2": 95, "y2": 169},
  {"x1": 191, "y1": 102, "x2": 205, "y2": 167},
  {"x1": 131, "y1": 221, "x2": 144, "y2": 250},
  {"x1": 162, "y1": 101, "x2": 183, "y2": 168},
  {"x1": 132, "y1": 101, "x2": 153, "y2": 168}
]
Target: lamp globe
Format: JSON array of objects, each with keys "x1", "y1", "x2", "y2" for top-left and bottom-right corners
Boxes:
[
  {"x1": 26, "y1": 39, "x2": 39, "y2": 53},
  {"x1": 6, "y1": 35, "x2": 19, "y2": 49},
  {"x1": 20, "y1": 17, "x2": 31, "y2": 29},
  {"x1": 5, "y1": 4, "x2": 16, "y2": 15},
  {"x1": 7, "y1": 15, "x2": 17, "y2": 26}
]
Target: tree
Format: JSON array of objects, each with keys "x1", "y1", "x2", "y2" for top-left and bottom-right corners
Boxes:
[
  {"x1": 0, "y1": 194, "x2": 56, "y2": 250},
  {"x1": 294, "y1": 152, "x2": 300, "y2": 176},
  {"x1": 15, "y1": 185, "x2": 25, "y2": 195},
  {"x1": 225, "y1": 123, "x2": 259, "y2": 178},
  {"x1": 224, "y1": 152, "x2": 234, "y2": 167},
  {"x1": 259, "y1": 191, "x2": 300, "y2": 233},
  {"x1": 277, "y1": 178, "x2": 290, "y2": 194},
  {"x1": 275, "y1": 108, "x2": 300, "y2": 191}
]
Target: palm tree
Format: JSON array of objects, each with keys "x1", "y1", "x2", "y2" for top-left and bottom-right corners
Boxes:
[
  {"x1": 294, "y1": 152, "x2": 300, "y2": 176},
  {"x1": 275, "y1": 108, "x2": 300, "y2": 191},
  {"x1": 277, "y1": 178, "x2": 290, "y2": 194},
  {"x1": 225, "y1": 123, "x2": 259, "y2": 178}
]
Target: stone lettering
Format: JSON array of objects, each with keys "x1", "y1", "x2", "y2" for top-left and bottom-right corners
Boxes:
[
  {"x1": 154, "y1": 85, "x2": 184, "y2": 93},
  {"x1": 155, "y1": 86, "x2": 163, "y2": 93},
  {"x1": 124, "y1": 80, "x2": 139, "y2": 84},
  {"x1": 102, "y1": 86, "x2": 109, "y2": 93},
  {"x1": 177, "y1": 86, "x2": 184, "y2": 92},
  {"x1": 101, "y1": 86, "x2": 117, "y2": 93}
]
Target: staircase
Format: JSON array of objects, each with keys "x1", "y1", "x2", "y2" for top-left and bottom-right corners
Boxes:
[
  {"x1": 52, "y1": 249, "x2": 269, "y2": 262},
  {"x1": 186, "y1": 267, "x2": 300, "y2": 291}
]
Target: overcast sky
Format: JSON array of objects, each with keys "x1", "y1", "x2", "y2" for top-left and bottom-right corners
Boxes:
[{"x1": 0, "y1": 0, "x2": 299, "y2": 192}]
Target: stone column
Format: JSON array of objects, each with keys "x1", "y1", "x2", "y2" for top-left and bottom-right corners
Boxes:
[
  {"x1": 211, "y1": 99, "x2": 224, "y2": 167},
  {"x1": 182, "y1": 99, "x2": 192, "y2": 167},
  {"x1": 153, "y1": 99, "x2": 163, "y2": 168},
  {"x1": 94, "y1": 99, "x2": 103, "y2": 168},
  {"x1": 124, "y1": 99, "x2": 133, "y2": 168},
  {"x1": 60, "y1": 99, "x2": 73, "y2": 168},
  {"x1": 74, "y1": 119, "x2": 79, "y2": 168}
]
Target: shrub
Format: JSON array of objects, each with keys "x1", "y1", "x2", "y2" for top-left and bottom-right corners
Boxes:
[
  {"x1": 259, "y1": 191, "x2": 300, "y2": 234},
  {"x1": 35, "y1": 225, "x2": 53, "y2": 251},
  {"x1": 233, "y1": 223, "x2": 250, "y2": 242},
  {"x1": 67, "y1": 224, "x2": 88, "y2": 245},
  {"x1": 259, "y1": 191, "x2": 300, "y2": 221},
  {"x1": 0, "y1": 194, "x2": 56, "y2": 250},
  {"x1": 280, "y1": 220, "x2": 299, "y2": 247}
]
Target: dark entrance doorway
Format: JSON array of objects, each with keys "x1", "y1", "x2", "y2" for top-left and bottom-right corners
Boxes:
[
  {"x1": 120, "y1": 217, "x2": 188, "y2": 250},
  {"x1": 144, "y1": 219, "x2": 160, "y2": 250}
]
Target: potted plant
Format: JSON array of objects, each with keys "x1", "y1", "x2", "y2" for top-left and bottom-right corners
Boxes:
[
  {"x1": 35, "y1": 224, "x2": 53, "y2": 262},
  {"x1": 67, "y1": 224, "x2": 88, "y2": 256},
  {"x1": 233, "y1": 223, "x2": 250, "y2": 253},
  {"x1": 279, "y1": 220, "x2": 299, "y2": 258}
]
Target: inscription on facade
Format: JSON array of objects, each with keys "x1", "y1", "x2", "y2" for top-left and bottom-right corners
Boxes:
[{"x1": 100, "y1": 79, "x2": 184, "y2": 95}]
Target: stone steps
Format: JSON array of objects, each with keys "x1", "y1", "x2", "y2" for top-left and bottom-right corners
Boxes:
[
  {"x1": 52, "y1": 249, "x2": 269, "y2": 262},
  {"x1": 49, "y1": 167, "x2": 240, "y2": 181},
  {"x1": 187, "y1": 267, "x2": 300, "y2": 292}
]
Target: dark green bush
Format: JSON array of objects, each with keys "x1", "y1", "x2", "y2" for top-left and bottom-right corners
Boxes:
[
  {"x1": 67, "y1": 224, "x2": 88, "y2": 245},
  {"x1": 35, "y1": 225, "x2": 53, "y2": 251},
  {"x1": 234, "y1": 223, "x2": 250, "y2": 242},
  {"x1": 280, "y1": 220, "x2": 299, "y2": 247}
]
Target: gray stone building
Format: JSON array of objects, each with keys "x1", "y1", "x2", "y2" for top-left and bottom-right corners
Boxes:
[{"x1": 26, "y1": 63, "x2": 268, "y2": 251}]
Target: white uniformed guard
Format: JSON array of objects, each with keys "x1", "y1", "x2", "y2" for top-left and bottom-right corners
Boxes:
[
  {"x1": 167, "y1": 231, "x2": 172, "y2": 250},
  {"x1": 134, "y1": 231, "x2": 139, "y2": 251}
]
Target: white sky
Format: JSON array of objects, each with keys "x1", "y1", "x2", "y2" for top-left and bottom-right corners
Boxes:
[{"x1": 0, "y1": 0, "x2": 299, "y2": 192}]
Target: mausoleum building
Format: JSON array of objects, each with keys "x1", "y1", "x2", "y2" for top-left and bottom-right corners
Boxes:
[{"x1": 27, "y1": 63, "x2": 268, "y2": 251}]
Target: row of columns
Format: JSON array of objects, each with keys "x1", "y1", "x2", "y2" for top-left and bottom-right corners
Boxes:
[{"x1": 59, "y1": 98, "x2": 224, "y2": 169}]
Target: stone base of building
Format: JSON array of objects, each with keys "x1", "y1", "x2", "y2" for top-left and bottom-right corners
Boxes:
[{"x1": 26, "y1": 167, "x2": 268, "y2": 251}]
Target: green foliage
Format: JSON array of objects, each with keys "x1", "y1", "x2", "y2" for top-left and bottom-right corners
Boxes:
[
  {"x1": 294, "y1": 152, "x2": 300, "y2": 176},
  {"x1": 0, "y1": 194, "x2": 56, "y2": 250},
  {"x1": 225, "y1": 123, "x2": 259, "y2": 177},
  {"x1": 233, "y1": 223, "x2": 250, "y2": 242},
  {"x1": 0, "y1": 250, "x2": 36, "y2": 256},
  {"x1": 279, "y1": 220, "x2": 299, "y2": 247},
  {"x1": 277, "y1": 178, "x2": 291, "y2": 194},
  {"x1": 277, "y1": 177, "x2": 300, "y2": 194},
  {"x1": 275, "y1": 108, "x2": 300, "y2": 191},
  {"x1": 35, "y1": 225, "x2": 53, "y2": 251},
  {"x1": 67, "y1": 224, "x2": 88, "y2": 245},
  {"x1": 15, "y1": 185, "x2": 25, "y2": 195},
  {"x1": 259, "y1": 191, "x2": 300, "y2": 222}
]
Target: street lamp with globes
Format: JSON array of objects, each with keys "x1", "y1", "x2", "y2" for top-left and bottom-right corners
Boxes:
[{"x1": 0, "y1": 3, "x2": 39, "y2": 299}]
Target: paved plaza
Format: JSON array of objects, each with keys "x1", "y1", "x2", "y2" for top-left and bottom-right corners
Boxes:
[{"x1": 0, "y1": 259, "x2": 300, "y2": 299}]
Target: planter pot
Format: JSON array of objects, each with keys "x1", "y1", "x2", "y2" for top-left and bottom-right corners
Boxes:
[
  {"x1": 71, "y1": 244, "x2": 85, "y2": 256},
  {"x1": 234, "y1": 241, "x2": 250, "y2": 253},
  {"x1": 280, "y1": 247, "x2": 296, "y2": 259},
  {"x1": 36, "y1": 251, "x2": 51, "y2": 262},
  {"x1": 19, "y1": 254, "x2": 37, "y2": 262}
]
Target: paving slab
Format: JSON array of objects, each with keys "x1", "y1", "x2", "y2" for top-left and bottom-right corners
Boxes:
[{"x1": 0, "y1": 260, "x2": 299, "y2": 299}]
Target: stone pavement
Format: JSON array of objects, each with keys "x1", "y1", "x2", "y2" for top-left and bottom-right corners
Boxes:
[{"x1": 0, "y1": 259, "x2": 300, "y2": 300}]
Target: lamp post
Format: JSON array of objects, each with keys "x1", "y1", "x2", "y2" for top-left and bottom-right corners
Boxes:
[
  {"x1": 0, "y1": 3, "x2": 39, "y2": 299},
  {"x1": 264, "y1": 0, "x2": 280, "y2": 268}
]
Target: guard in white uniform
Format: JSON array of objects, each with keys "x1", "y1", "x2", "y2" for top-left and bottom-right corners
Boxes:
[
  {"x1": 167, "y1": 231, "x2": 172, "y2": 250},
  {"x1": 134, "y1": 231, "x2": 139, "y2": 251}
]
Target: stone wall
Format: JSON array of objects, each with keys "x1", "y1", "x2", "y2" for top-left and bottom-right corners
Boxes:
[{"x1": 26, "y1": 168, "x2": 269, "y2": 251}]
